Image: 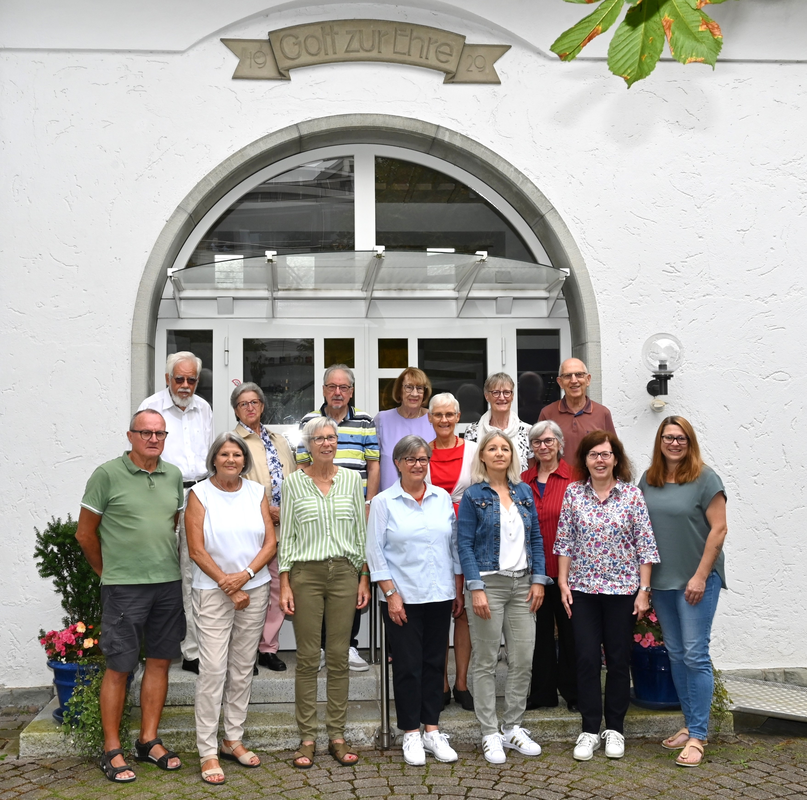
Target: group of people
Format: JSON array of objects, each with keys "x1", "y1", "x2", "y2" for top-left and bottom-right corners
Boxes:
[{"x1": 75, "y1": 351, "x2": 727, "y2": 783}]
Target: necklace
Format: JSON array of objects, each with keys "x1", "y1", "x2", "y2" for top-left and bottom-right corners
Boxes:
[{"x1": 212, "y1": 475, "x2": 241, "y2": 493}]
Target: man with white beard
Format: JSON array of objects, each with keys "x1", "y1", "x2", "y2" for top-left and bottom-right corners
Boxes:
[{"x1": 138, "y1": 351, "x2": 213, "y2": 673}]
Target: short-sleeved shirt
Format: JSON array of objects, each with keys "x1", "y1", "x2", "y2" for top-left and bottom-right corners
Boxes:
[
  {"x1": 554, "y1": 479, "x2": 659, "y2": 595},
  {"x1": 80, "y1": 453, "x2": 184, "y2": 585},
  {"x1": 538, "y1": 397, "x2": 616, "y2": 472},
  {"x1": 296, "y1": 404, "x2": 379, "y2": 495},
  {"x1": 639, "y1": 466, "x2": 727, "y2": 591}
]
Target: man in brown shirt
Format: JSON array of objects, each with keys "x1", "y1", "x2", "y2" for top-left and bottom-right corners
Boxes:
[{"x1": 538, "y1": 358, "x2": 616, "y2": 472}]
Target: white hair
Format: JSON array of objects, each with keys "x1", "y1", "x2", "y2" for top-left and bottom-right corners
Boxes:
[
  {"x1": 529, "y1": 419, "x2": 565, "y2": 455},
  {"x1": 429, "y1": 392, "x2": 460, "y2": 414},
  {"x1": 166, "y1": 351, "x2": 202, "y2": 377}
]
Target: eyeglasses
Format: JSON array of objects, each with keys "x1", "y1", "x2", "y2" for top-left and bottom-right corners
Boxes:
[
  {"x1": 311, "y1": 435, "x2": 338, "y2": 445},
  {"x1": 661, "y1": 434, "x2": 689, "y2": 445},
  {"x1": 401, "y1": 456, "x2": 430, "y2": 466},
  {"x1": 131, "y1": 430, "x2": 169, "y2": 441},
  {"x1": 430, "y1": 412, "x2": 457, "y2": 421},
  {"x1": 531, "y1": 437, "x2": 557, "y2": 447},
  {"x1": 488, "y1": 389, "x2": 513, "y2": 398},
  {"x1": 586, "y1": 451, "x2": 613, "y2": 461},
  {"x1": 172, "y1": 376, "x2": 198, "y2": 385},
  {"x1": 403, "y1": 384, "x2": 425, "y2": 394},
  {"x1": 237, "y1": 400, "x2": 262, "y2": 409},
  {"x1": 324, "y1": 383, "x2": 352, "y2": 392},
  {"x1": 559, "y1": 372, "x2": 588, "y2": 381}
]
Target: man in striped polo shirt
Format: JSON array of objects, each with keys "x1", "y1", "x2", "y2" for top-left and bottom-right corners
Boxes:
[{"x1": 296, "y1": 364, "x2": 379, "y2": 671}]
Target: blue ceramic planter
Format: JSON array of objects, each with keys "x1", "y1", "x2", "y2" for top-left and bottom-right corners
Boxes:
[
  {"x1": 47, "y1": 660, "x2": 97, "y2": 723},
  {"x1": 630, "y1": 643, "x2": 681, "y2": 710}
]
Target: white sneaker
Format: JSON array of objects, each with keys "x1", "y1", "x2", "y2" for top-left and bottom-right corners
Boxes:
[
  {"x1": 501, "y1": 725, "x2": 541, "y2": 756},
  {"x1": 602, "y1": 729, "x2": 625, "y2": 759},
  {"x1": 402, "y1": 731, "x2": 426, "y2": 765},
  {"x1": 482, "y1": 733, "x2": 507, "y2": 764},
  {"x1": 348, "y1": 646, "x2": 369, "y2": 671},
  {"x1": 573, "y1": 732, "x2": 601, "y2": 761},
  {"x1": 422, "y1": 730, "x2": 458, "y2": 763},
  {"x1": 318, "y1": 648, "x2": 325, "y2": 672}
]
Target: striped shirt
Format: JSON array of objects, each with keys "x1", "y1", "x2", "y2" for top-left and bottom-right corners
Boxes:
[
  {"x1": 296, "y1": 404, "x2": 379, "y2": 495},
  {"x1": 278, "y1": 466, "x2": 367, "y2": 573}
]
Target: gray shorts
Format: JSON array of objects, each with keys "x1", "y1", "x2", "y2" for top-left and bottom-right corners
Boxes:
[{"x1": 100, "y1": 581, "x2": 185, "y2": 673}]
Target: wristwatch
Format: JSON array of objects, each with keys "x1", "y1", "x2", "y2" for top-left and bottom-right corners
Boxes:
[
  {"x1": 244, "y1": 566, "x2": 255, "y2": 579},
  {"x1": 639, "y1": 586, "x2": 652, "y2": 593},
  {"x1": 384, "y1": 587, "x2": 398, "y2": 598}
]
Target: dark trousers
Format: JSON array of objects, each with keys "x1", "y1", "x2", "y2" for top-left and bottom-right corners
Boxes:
[
  {"x1": 570, "y1": 591, "x2": 636, "y2": 734},
  {"x1": 527, "y1": 582, "x2": 577, "y2": 707},
  {"x1": 382, "y1": 600, "x2": 452, "y2": 731}
]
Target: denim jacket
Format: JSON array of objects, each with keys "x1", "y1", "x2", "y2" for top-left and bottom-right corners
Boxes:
[{"x1": 457, "y1": 481, "x2": 551, "y2": 592}]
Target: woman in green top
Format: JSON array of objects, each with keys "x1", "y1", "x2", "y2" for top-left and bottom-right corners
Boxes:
[
  {"x1": 279, "y1": 416, "x2": 371, "y2": 770},
  {"x1": 638, "y1": 416, "x2": 727, "y2": 769}
]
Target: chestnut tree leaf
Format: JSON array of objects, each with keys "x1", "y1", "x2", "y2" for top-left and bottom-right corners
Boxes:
[
  {"x1": 550, "y1": 0, "x2": 628, "y2": 62},
  {"x1": 607, "y1": 0, "x2": 665, "y2": 87},
  {"x1": 662, "y1": 0, "x2": 723, "y2": 66}
]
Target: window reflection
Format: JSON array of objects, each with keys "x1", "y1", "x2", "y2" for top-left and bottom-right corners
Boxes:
[{"x1": 418, "y1": 338, "x2": 488, "y2": 423}]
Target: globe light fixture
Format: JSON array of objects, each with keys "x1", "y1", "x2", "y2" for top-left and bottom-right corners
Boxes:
[{"x1": 642, "y1": 333, "x2": 684, "y2": 411}]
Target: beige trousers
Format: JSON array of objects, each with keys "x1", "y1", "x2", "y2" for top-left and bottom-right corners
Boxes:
[{"x1": 192, "y1": 582, "x2": 270, "y2": 758}]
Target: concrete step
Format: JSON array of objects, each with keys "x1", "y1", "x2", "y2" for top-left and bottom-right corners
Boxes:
[{"x1": 20, "y1": 694, "x2": 694, "y2": 758}]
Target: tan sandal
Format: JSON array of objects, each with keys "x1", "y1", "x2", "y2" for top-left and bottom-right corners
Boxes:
[
  {"x1": 676, "y1": 738, "x2": 704, "y2": 767},
  {"x1": 200, "y1": 757, "x2": 226, "y2": 785},
  {"x1": 328, "y1": 740, "x2": 359, "y2": 766},
  {"x1": 220, "y1": 740, "x2": 260, "y2": 768},
  {"x1": 292, "y1": 742, "x2": 316, "y2": 769},
  {"x1": 661, "y1": 727, "x2": 690, "y2": 750}
]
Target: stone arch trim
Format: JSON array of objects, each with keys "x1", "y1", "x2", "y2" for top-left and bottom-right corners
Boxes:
[{"x1": 131, "y1": 114, "x2": 601, "y2": 409}]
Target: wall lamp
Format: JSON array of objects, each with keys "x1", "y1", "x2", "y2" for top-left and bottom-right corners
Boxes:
[{"x1": 642, "y1": 333, "x2": 684, "y2": 412}]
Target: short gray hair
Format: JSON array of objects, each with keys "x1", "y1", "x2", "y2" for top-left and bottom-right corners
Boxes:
[
  {"x1": 529, "y1": 419, "x2": 565, "y2": 455},
  {"x1": 166, "y1": 351, "x2": 202, "y2": 377},
  {"x1": 301, "y1": 416, "x2": 339, "y2": 450},
  {"x1": 129, "y1": 408, "x2": 164, "y2": 431},
  {"x1": 392, "y1": 435, "x2": 432, "y2": 477},
  {"x1": 483, "y1": 372, "x2": 515, "y2": 394},
  {"x1": 206, "y1": 432, "x2": 253, "y2": 476},
  {"x1": 323, "y1": 364, "x2": 355, "y2": 387},
  {"x1": 231, "y1": 382, "x2": 266, "y2": 413},
  {"x1": 470, "y1": 430, "x2": 522, "y2": 485},
  {"x1": 429, "y1": 392, "x2": 460, "y2": 415}
]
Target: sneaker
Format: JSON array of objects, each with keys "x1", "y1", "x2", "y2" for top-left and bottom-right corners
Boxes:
[
  {"x1": 501, "y1": 725, "x2": 541, "y2": 756},
  {"x1": 573, "y1": 732, "x2": 601, "y2": 761},
  {"x1": 422, "y1": 730, "x2": 458, "y2": 763},
  {"x1": 402, "y1": 731, "x2": 426, "y2": 765},
  {"x1": 602, "y1": 729, "x2": 625, "y2": 759},
  {"x1": 348, "y1": 646, "x2": 369, "y2": 671},
  {"x1": 482, "y1": 733, "x2": 507, "y2": 764},
  {"x1": 318, "y1": 648, "x2": 325, "y2": 672}
]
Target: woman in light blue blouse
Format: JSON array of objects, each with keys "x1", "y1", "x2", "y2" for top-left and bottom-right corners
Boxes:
[{"x1": 367, "y1": 435, "x2": 463, "y2": 766}]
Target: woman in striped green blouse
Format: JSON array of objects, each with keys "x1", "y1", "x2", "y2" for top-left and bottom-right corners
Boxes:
[{"x1": 279, "y1": 416, "x2": 370, "y2": 769}]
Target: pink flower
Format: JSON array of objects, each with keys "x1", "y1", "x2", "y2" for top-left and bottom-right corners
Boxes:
[
  {"x1": 634, "y1": 634, "x2": 642, "y2": 642},
  {"x1": 648, "y1": 612, "x2": 657, "y2": 623}
]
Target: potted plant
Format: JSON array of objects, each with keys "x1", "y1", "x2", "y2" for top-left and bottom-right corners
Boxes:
[{"x1": 630, "y1": 605, "x2": 680, "y2": 709}]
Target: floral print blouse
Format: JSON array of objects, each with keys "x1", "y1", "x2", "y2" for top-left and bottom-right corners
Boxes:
[{"x1": 554, "y1": 479, "x2": 659, "y2": 595}]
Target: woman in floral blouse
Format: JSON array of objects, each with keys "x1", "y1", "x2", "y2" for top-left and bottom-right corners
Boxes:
[{"x1": 554, "y1": 430, "x2": 659, "y2": 763}]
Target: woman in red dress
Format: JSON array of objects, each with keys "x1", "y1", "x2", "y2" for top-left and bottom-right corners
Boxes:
[
  {"x1": 427, "y1": 392, "x2": 477, "y2": 711},
  {"x1": 520, "y1": 420, "x2": 578, "y2": 711}
]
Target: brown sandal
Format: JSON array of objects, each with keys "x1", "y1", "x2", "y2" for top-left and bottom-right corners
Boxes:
[
  {"x1": 292, "y1": 742, "x2": 316, "y2": 769},
  {"x1": 328, "y1": 740, "x2": 358, "y2": 766},
  {"x1": 676, "y1": 738, "x2": 705, "y2": 767},
  {"x1": 661, "y1": 728, "x2": 690, "y2": 750}
]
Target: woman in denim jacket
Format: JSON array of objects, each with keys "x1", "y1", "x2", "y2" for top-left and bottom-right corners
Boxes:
[{"x1": 457, "y1": 431, "x2": 552, "y2": 765}]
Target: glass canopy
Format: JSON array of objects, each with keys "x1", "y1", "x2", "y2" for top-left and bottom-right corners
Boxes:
[{"x1": 168, "y1": 251, "x2": 566, "y2": 318}]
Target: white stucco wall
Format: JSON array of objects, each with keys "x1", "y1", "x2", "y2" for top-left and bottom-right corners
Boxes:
[{"x1": 2, "y1": 0, "x2": 805, "y2": 689}]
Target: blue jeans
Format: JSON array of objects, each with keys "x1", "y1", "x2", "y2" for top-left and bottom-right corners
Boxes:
[{"x1": 651, "y1": 571, "x2": 721, "y2": 740}]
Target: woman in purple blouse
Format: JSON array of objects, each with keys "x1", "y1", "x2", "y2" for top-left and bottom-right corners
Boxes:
[{"x1": 554, "y1": 430, "x2": 659, "y2": 763}]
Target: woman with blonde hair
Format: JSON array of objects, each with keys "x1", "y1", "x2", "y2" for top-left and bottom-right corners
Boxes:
[{"x1": 639, "y1": 416, "x2": 727, "y2": 768}]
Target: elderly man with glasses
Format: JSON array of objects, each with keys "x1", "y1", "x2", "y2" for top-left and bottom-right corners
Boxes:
[
  {"x1": 138, "y1": 351, "x2": 214, "y2": 673},
  {"x1": 538, "y1": 358, "x2": 616, "y2": 474},
  {"x1": 296, "y1": 364, "x2": 379, "y2": 671}
]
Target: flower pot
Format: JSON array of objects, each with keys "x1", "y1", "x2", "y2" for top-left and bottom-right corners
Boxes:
[
  {"x1": 47, "y1": 661, "x2": 97, "y2": 723},
  {"x1": 630, "y1": 643, "x2": 680, "y2": 710}
]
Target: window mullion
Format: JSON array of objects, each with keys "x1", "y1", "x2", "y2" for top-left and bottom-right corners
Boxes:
[{"x1": 354, "y1": 147, "x2": 376, "y2": 250}]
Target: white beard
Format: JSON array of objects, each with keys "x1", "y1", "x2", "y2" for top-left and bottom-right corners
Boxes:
[{"x1": 170, "y1": 387, "x2": 193, "y2": 409}]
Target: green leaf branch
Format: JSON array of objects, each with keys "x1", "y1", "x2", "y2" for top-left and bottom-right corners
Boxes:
[{"x1": 551, "y1": 0, "x2": 738, "y2": 87}]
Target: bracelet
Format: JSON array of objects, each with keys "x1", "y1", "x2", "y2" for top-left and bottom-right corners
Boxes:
[{"x1": 361, "y1": 571, "x2": 371, "y2": 577}]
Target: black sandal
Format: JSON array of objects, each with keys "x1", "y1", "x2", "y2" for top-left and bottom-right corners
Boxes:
[
  {"x1": 135, "y1": 736, "x2": 182, "y2": 770},
  {"x1": 100, "y1": 748, "x2": 137, "y2": 783}
]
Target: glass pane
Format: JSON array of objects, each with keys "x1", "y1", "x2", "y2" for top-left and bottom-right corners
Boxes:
[
  {"x1": 243, "y1": 338, "x2": 314, "y2": 425},
  {"x1": 378, "y1": 338, "x2": 408, "y2": 369},
  {"x1": 418, "y1": 339, "x2": 487, "y2": 423},
  {"x1": 324, "y1": 338, "x2": 355, "y2": 369},
  {"x1": 376, "y1": 157, "x2": 535, "y2": 261},
  {"x1": 516, "y1": 330, "x2": 561, "y2": 424},
  {"x1": 378, "y1": 378, "x2": 396, "y2": 412},
  {"x1": 167, "y1": 330, "x2": 213, "y2": 409},
  {"x1": 188, "y1": 158, "x2": 354, "y2": 266}
]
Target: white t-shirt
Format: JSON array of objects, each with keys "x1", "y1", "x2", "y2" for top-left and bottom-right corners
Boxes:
[
  {"x1": 190, "y1": 478, "x2": 271, "y2": 590},
  {"x1": 481, "y1": 502, "x2": 528, "y2": 576}
]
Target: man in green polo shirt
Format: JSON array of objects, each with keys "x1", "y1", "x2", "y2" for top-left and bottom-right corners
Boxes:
[{"x1": 76, "y1": 409, "x2": 185, "y2": 783}]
